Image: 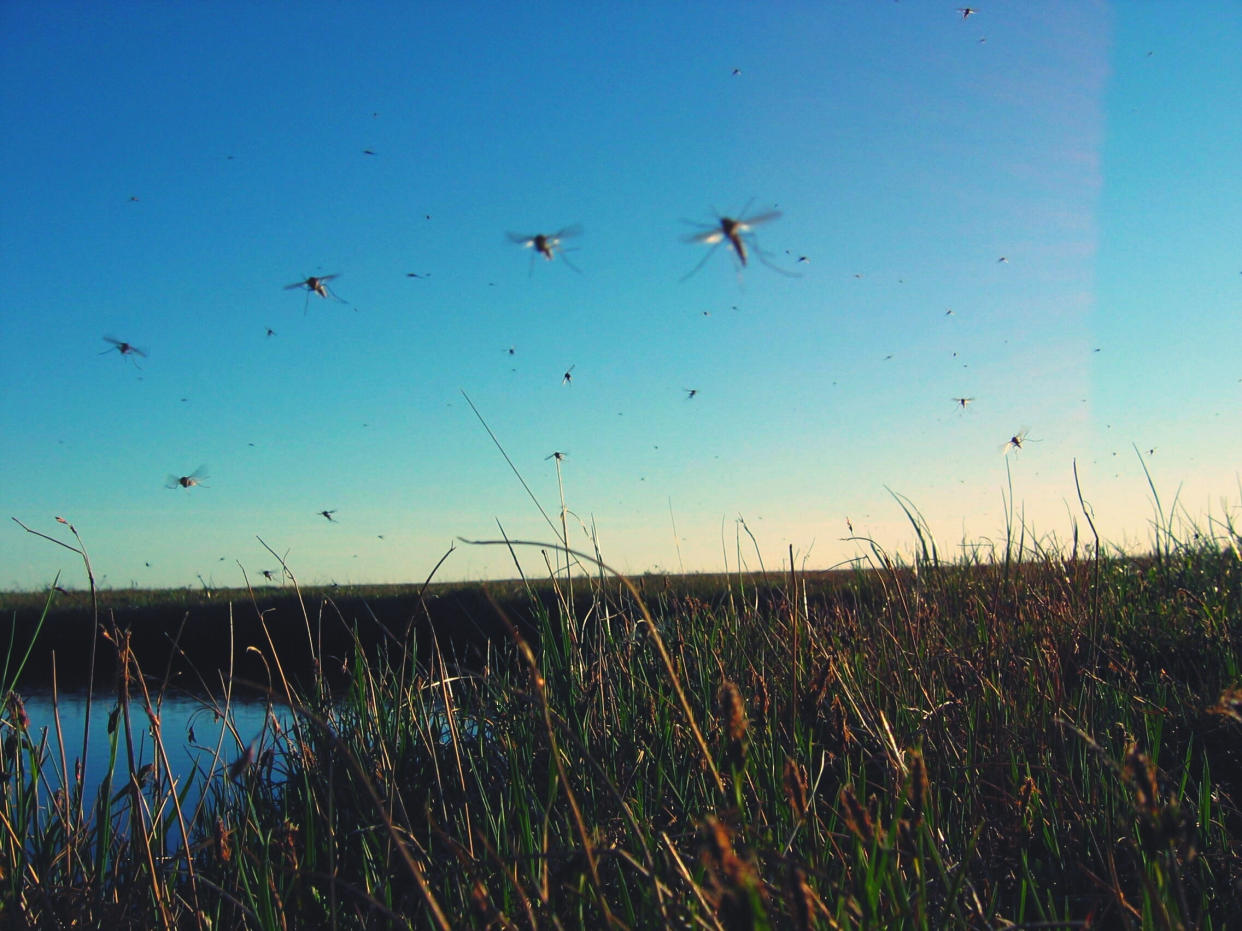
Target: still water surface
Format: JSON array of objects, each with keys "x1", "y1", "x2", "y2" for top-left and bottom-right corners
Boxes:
[{"x1": 19, "y1": 690, "x2": 280, "y2": 807}]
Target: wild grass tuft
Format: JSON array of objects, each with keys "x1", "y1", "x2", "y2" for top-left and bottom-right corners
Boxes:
[{"x1": 3, "y1": 493, "x2": 1240, "y2": 928}]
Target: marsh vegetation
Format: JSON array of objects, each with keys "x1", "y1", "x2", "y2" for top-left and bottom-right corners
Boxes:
[{"x1": 3, "y1": 511, "x2": 1240, "y2": 929}]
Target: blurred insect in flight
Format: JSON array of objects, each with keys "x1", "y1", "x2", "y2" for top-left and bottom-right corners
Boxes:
[
  {"x1": 1001, "y1": 428, "x2": 1031, "y2": 455},
  {"x1": 952, "y1": 397, "x2": 975, "y2": 410},
  {"x1": 958, "y1": 7, "x2": 977, "y2": 19},
  {"x1": 167, "y1": 466, "x2": 208, "y2": 489},
  {"x1": 546, "y1": 451, "x2": 567, "y2": 462},
  {"x1": 681, "y1": 202, "x2": 798, "y2": 281},
  {"x1": 101, "y1": 336, "x2": 147, "y2": 364},
  {"x1": 506, "y1": 226, "x2": 583, "y2": 274},
  {"x1": 319, "y1": 510, "x2": 337, "y2": 522},
  {"x1": 684, "y1": 388, "x2": 698, "y2": 399},
  {"x1": 284, "y1": 274, "x2": 346, "y2": 313},
  {"x1": 562, "y1": 364, "x2": 575, "y2": 385}
]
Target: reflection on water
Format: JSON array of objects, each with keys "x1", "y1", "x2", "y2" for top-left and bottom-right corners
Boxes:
[{"x1": 16, "y1": 690, "x2": 281, "y2": 811}]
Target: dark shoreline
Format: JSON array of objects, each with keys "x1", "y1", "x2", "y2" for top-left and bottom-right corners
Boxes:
[{"x1": 3, "y1": 571, "x2": 830, "y2": 694}]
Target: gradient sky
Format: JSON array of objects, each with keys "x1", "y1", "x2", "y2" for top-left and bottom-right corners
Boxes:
[{"x1": 2, "y1": 1, "x2": 1239, "y2": 591}]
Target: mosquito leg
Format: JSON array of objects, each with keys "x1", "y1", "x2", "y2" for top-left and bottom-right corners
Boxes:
[{"x1": 680, "y1": 241, "x2": 723, "y2": 283}]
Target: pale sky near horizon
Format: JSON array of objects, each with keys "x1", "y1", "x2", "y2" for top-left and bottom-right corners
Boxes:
[{"x1": 2, "y1": 1, "x2": 1239, "y2": 591}]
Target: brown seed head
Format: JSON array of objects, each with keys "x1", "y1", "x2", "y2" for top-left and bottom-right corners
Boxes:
[
  {"x1": 905, "y1": 748, "x2": 928, "y2": 824},
  {"x1": 840, "y1": 785, "x2": 875, "y2": 846},
  {"x1": 783, "y1": 756, "x2": 808, "y2": 819}
]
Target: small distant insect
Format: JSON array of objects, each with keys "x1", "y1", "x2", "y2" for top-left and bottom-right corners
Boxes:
[
  {"x1": 166, "y1": 466, "x2": 208, "y2": 489},
  {"x1": 362, "y1": 148, "x2": 376, "y2": 156},
  {"x1": 997, "y1": 256, "x2": 1009, "y2": 263},
  {"x1": 265, "y1": 327, "x2": 276, "y2": 337},
  {"x1": 284, "y1": 274, "x2": 346, "y2": 313},
  {"x1": 506, "y1": 226, "x2": 583, "y2": 274},
  {"x1": 684, "y1": 388, "x2": 698, "y2": 399},
  {"x1": 958, "y1": 7, "x2": 977, "y2": 19},
  {"x1": 731, "y1": 67, "x2": 742, "y2": 76},
  {"x1": 100, "y1": 336, "x2": 147, "y2": 364},
  {"x1": 546, "y1": 451, "x2": 567, "y2": 461},
  {"x1": 681, "y1": 202, "x2": 797, "y2": 281},
  {"x1": 506, "y1": 346, "x2": 516, "y2": 355},
  {"x1": 319, "y1": 510, "x2": 337, "y2": 522},
  {"x1": 562, "y1": 364, "x2": 575, "y2": 385},
  {"x1": 405, "y1": 272, "x2": 428, "y2": 279},
  {"x1": 1001, "y1": 428, "x2": 1031, "y2": 455},
  {"x1": 952, "y1": 397, "x2": 975, "y2": 409}
]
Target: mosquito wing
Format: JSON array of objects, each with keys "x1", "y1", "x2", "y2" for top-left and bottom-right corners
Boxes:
[
  {"x1": 736, "y1": 210, "x2": 781, "y2": 232},
  {"x1": 102, "y1": 336, "x2": 148, "y2": 356},
  {"x1": 683, "y1": 228, "x2": 726, "y2": 245}
]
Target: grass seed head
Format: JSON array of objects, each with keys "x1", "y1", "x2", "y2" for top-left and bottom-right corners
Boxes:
[
  {"x1": 786, "y1": 864, "x2": 815, "y2": 931},
  {"x1": 905, "y1": 747, "x2": 928, "y2": 824},
  {"x1": 717, "y1": 680, "x2": 750, "y2": 771},
  {"x1": 840, "y1": 785, "x2": 876, "y2": 846},
  {"x1": 783, "y1": 756, "x2": 808, "y2": 819}
]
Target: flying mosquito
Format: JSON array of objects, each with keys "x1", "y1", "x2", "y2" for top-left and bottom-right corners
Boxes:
[
  {"x1": 506, "y1": 226, "x2": 583, "y2": 273},
  {"x1": 952, "y1": 397, "x2": 975, "y2": 410},
  {"x1": 684, "y1": 388, "x2": 698, "y2": 399},
  {"x1": 562, "y1": 364, "x2": 575, "y2": 385},
  {"x1": 681, "y1": 202, "x2": 798, "y2": 281},
  {"x1": 166, "y1": 466, "x2": 208, "y2": 489},
  {"x1": 319, "y1": 510, "x2": 337, "y2": 522},
  {"x1": 100, "y1": 336, "x2": 147, "y2": 364},
  {"x1": 1001, "y1": 428, "x2": 1032, "y2": 455},
  {"x1": 284, "y1": 274, "x2": 346, "y2": 313},
  {"x1": 958, "y1": 7, "x2": 977, "y2": 19}
]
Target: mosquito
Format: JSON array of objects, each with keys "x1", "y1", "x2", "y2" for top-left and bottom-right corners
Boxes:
[
  {"x1": 952, "y1": 397, "x2": 975, "y2": 410},
  {"x1": 284, "y1": 274, "x2": 346, "y2": 314},
  {"x1": 1001, "y1": 428, "x2": 1031, "y2": 455},
  {"x1": 682, "y1": 203, "x2": 798, "y2": 281},
  {"x1": 100, "y1": 336, "x2": 147, "y2": 364},
  {"x1": 166, "y1": 466, "x2": 208, "y2": 489},
  {"x1": 562, "y1": 364, "x2": 575, "y2": 385},
  {"x1": 958, "y1": 7, "x2": 977, "y2": 19},
  {"x1": 506, "y1": 225, "x2": 583, "y2": 274},
  {"x1": 319, "y1": 510, "x2": 337, "y2": 522},
  {"x1": 684, "y1": 388, "x2": 698, "y2": 399}
]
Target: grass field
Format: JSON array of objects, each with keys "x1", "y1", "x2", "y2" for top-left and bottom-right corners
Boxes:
[{"x1": 2, "y1": 508, "x2": 1240, "y2": 928}]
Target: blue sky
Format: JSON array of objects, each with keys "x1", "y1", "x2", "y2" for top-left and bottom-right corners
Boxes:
[{"x1": 2, "y1": 1, "x2": 1239, "y2": 590}]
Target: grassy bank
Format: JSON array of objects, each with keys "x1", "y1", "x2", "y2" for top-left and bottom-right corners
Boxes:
[{"x1": 2, "y1": 517, "x2": 1240, "y2": 928}]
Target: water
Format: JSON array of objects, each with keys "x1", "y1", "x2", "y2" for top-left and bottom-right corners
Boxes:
[{"x1": 14, "y1": 690, "x2": 280, "y2": 814}]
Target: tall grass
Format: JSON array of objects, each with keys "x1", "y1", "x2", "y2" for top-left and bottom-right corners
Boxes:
[{"x1": 3, "y1": 499, "x2": 1240, "y2": 928}]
